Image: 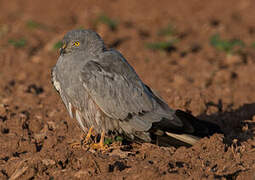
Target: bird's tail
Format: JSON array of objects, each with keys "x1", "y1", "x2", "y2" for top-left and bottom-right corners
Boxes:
[
  {"x1": 144, "y1": 85, "x2": 222, "y2": 146},
  {"x1": 165, "y1": 132, "x2": 200, "y2": 145},
  {"x1": 164, "y1": 109, "x2": 222, "y2": 146}
]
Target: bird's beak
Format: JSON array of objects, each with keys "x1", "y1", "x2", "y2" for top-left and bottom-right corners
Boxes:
[{"x1": 59, "y1": 43, "x2": 67, "y2": 55}]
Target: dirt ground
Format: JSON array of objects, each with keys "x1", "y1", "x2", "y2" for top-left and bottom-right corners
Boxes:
[{"x1": 0, "y1": 0, "x2": 255, "y2": 179}]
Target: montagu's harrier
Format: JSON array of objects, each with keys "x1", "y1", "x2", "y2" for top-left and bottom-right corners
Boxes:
[{"x1": 52, "y1": 29, "x2": 221, "y2": 149}]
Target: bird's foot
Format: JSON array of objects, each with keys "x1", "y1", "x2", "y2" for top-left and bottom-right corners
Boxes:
[
  {"x1": 89, "y1": 131, "x2": 107, "y2": 151},
  {"x1": 70, "y1": 126, "x2": 94, "y2": 149},
  {"x1": 90, "y1": 142, "x2": 108, "y2": 151}
]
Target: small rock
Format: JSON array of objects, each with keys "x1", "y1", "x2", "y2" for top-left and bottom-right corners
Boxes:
[
  {"x1": 47, "y1": 110, "x2": 57, "y2": 118},
  {"x1": 31, "y1": 56, "x2": 41, "y2": 63},
  {"x1": 42, "y1": 159, "x2": 55, "y2": 166},
  {"x1": 47, "y1": 121, "x2": 56, "y2": 131},
  {"x1": 225, "y1": 54, "x2": 243, "y2": 65},
  {"x1": 0, "y1": 104, "x2": 6, "y2": 114},
  {"x1": 108, "y1": 149, "x2": 130, "y2": 158},
  {"x1": 74, "y1": 169, "x2": 92, "y2": 178},
  {"x1": 17, "y1": 72, "x2": 27, "y2": 81},
  {"x1": 35, "y1": 115, "x2": 42, "y2": 120},
  {"x1": 174, "y1": 75, "x2": 186, "y2": 85}
]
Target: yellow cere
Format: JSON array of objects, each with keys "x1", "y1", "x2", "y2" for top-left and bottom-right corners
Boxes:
[
  {"x1": 73, "y1": 41, "x2": 80, "y2": 47},
  {"x1": 62, "y1": 43, "x2": 67, "y2": 49}
]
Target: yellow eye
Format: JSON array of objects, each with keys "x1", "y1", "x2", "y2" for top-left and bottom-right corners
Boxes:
[{"x1": 73, "y1": 41, "x2": 80, "y2": 47}]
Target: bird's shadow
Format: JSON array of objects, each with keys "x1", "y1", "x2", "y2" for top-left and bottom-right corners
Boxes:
[{"x1": 197, "y1": 101, "x2": 255, "y2": 146}]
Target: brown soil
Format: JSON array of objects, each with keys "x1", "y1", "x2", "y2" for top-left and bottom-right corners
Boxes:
[{"x1": 0, "y1": 0, "x2": 255, "y2": 179}]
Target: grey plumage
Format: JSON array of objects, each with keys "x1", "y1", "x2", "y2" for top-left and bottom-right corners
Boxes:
[{"x1": 52, "y1": 29, "x2": 221, "y2": 146}]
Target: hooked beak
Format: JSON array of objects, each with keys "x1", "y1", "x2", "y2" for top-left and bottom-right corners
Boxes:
[{"x1": 59, "y1": 43, "x2": 67, "y2": 55}]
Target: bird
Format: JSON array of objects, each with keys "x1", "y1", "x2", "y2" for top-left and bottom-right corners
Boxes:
[{"x1": 51, "y1": 29, "x2": 221, "y2": 149}]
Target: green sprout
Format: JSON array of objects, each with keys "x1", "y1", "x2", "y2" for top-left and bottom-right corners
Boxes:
[
  {"x1": 26, "y1": 20, "x2": 41, "y2": 29},
  {"x1": 96, "y1": 14, "x2": 118, "y2": 30},
  {"x1": 145, "y1": 39, "x2": 178, "y2": 51},
  {"x1": 210, "y1": 34, "x2": 245, "y2": 54},
  {"x1": 104, "y1": 138, "x2": 113, "y2": 145},
  {"x1": 53, "y1": 41, "x2": 63, "y2": 50},
  {"x1": 251, "y1": 42, "x2": 255, "y2": 48},
  {"x1": 76, "y1": 26, "x2": 84, "y2": 30},
  {"x1": 104, "y1": 136, "x2": 123, "y2": 145},
  {"x1": 8, "y1": 38, "x2": 26, "y2": 48},
  {"x1": 157, "y1": 24, "x2": 175, "y2": 37},
  {"x1": 115, "y1": 136, "x2": 123, "y2": 142}
]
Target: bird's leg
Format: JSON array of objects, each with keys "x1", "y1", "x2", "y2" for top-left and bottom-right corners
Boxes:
[
  {"x1": 83, "y1": 126, "x2": 94, "y2": 144},
  {"x1": 90, "y1": 130, "x2": 107, "y2": 150},
  {"x1": 71, "y1": 126, "x2": 94, "y2": 149}
]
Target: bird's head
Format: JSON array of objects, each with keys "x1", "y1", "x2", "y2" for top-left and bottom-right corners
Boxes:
[{"x1": 59, "y1": 29, "x2": 105, "y2": 56}]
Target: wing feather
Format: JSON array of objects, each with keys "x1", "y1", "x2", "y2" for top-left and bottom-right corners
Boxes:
[
  {"x1": 80, "y1": 50, "x2": 153, "y2": 120},
  {"x1": 80, "y1": 50, "x2": 183, "y2": 132}
]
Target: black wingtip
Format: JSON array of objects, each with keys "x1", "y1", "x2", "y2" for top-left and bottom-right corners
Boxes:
[{"x1": 175, "y1": 109, "x2": 223, "y2": 137}]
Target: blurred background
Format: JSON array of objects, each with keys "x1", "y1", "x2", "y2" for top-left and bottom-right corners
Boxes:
[{"x1": 0, "y1": 0, "x2": 255, "y2": 179}]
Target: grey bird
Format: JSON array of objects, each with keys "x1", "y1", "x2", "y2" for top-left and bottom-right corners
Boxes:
[{"x1": 51, "y1": 29, "x2": 221, "y2": 148}]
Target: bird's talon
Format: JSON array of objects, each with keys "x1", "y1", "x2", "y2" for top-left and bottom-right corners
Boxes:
[
  {"x1": 81, "y1": 138, "x2": 92, "y2": 145},
  {"x1": 81, "y1": 144, "x2": 90, "y2": 151},
  {"x1": 89, "y1": 131, "x2": 107, "y2": 151},
  {"x1": 90, "y1": 143, "x2": 108, "y2": 151}
]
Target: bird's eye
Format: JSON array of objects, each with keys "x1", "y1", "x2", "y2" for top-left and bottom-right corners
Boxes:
[{"x1": 73, "y1": 41, "x2": 80, "y2": 47}]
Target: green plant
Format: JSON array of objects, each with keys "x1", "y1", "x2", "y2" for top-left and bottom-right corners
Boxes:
[
  {"x1": 76, "y1": 26, "x2": 84, "y2": 30},
  {"x1": 210, "y1": 34, "x2": 245, "y2": 54},
  {"x1": 115, "y1": 136, "x2": 123, "y2": 142},
  {"x1": 26, "y1": 20, "x2": 41, "y2": 29},
  {"x1": 96, "y1": 14, "x2": 118, "y2": 30},
  {"x1": 157, "y1": 24, "x2": 175, "y2": 37},
  {"x1": 104, "y1": 138, "x2": 113, "y2": 145},
  {"x1": 53, "y1": 41, "x2": 63, "y2": 50},
  {"x1": 8, "y1": 38, "x2": 26, "y2": 48},
  {"x1": 251, "y1": 42, "x2": 255, "y2": 48},
  {"x1": 145, "y1": 39, "x2": 178, "y2": 51}
]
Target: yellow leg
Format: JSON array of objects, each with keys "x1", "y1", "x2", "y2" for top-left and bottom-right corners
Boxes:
[
  {"x1": 90, "y1": 131, "x2": 107, "y2": 151},
  {"x1": 99, "y1": 131, "x2": 105, "y2": 147},
  {"x1": 84, "y1": 126, "x2": 94, "y2": 143},
  {"x1": 71, "y1": 126, "x2": 94, "y2": 149}
]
